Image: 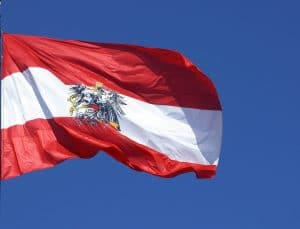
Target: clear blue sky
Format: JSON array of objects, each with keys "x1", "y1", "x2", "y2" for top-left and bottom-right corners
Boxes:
[{"x1": 1, "y1": 0, "x2": 299, "y2": 228}]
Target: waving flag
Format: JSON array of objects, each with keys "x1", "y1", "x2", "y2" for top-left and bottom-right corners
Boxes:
[{"x1": 1, "y1": 33, "x2": 222, "y2": 180}]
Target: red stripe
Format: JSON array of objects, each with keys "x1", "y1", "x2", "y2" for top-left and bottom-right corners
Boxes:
[
  {"x1": 1, "y1": 118, "x2": 216, "y2": 180},
  {"x1": 2, "y1": 33, "x2": 221, "y2": 110}
]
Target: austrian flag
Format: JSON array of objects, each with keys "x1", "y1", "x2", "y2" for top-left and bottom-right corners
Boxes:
[{"x1": 1, "y1": 33, "x2": 222, "y2": 180}]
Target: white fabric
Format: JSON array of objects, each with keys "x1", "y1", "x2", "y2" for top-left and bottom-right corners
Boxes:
[{"x1": 1, "y1": 67, "x2": 222, "y2": 165}]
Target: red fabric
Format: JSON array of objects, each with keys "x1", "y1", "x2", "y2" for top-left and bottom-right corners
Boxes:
[
  {"x1": 3, "y1": 33, "x2": 221, "y2": 110},
  {"x1": 1, "y1": 118, "x2": 216, "y2": 180}
]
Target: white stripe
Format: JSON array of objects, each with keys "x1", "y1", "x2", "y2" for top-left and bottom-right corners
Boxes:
[{"x1": 1, "y1": 67, "x2": 222, "y2": 165}]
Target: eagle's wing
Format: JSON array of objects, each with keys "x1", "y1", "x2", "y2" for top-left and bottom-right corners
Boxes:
[{"x1": 110, "y1": 91, "x2": 126, "y2": 116}]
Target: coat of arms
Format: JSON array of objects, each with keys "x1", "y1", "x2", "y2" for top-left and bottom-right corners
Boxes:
[{"x1": 67, "y1": 82, "x2": 126, "y2": 130}]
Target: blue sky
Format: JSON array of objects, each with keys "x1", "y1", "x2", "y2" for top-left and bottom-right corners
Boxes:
[{"x1": 1, "y1": 0, "x2": 300, "y2": 228}]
